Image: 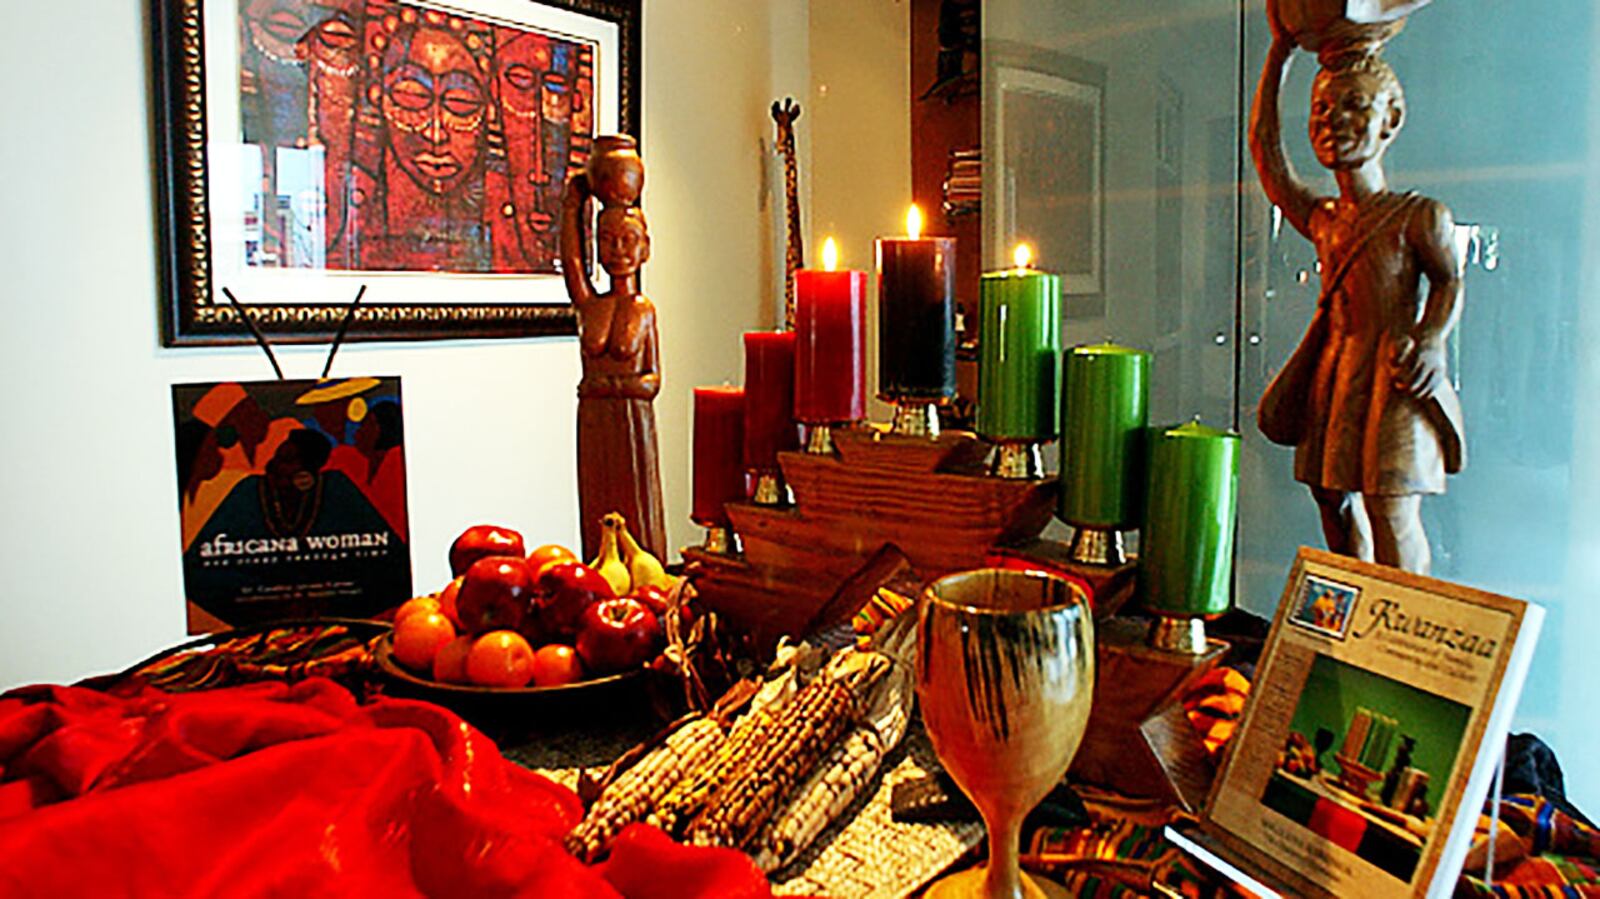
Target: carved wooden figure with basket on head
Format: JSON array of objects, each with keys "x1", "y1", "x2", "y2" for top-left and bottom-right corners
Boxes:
[
  {"x1": 561, "y1": 135, "x2": 666, "y2": 561},
  {"x1": 1251, "y1": 0, "x2": 1464, "y2": 575}
]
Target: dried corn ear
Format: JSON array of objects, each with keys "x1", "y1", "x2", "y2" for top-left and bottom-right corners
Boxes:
[
  {"x1": 749, "y1": 724, "x2": 885, "y2": 871},
  {"x1": 686, "y1": 677, "x2": 856, "y2": 849},
  {"x1": 565, "y1": 717, "x2": 723, "y2": 861},
  {"x1": 647, "y1": 704, "x2": 781, "y2": 837}
]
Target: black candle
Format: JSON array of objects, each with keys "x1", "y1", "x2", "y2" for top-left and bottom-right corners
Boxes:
[{"x1": 877, "y1": 209, "x2": 956, "y2": 400}]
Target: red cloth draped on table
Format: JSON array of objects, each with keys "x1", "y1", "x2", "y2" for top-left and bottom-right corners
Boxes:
[{"x1": 0, "y1": 678, "x2": 770, "y2": 898}]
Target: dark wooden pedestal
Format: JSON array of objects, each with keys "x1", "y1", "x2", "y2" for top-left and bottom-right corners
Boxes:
[
  {"x1": 1070, "y1": 616, "x2": 1228, "y2": 809},
  {"x1": 990, "y1": 540, "x2": 1139, "y2": 618}
]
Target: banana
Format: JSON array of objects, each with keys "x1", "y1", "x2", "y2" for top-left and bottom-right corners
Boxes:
[
  {"x1": 611, "y1": 512, "x2": 673, "y2": 591},
  {"x1": 591, "y1": 515, "x2": 633, "y2": 595}
]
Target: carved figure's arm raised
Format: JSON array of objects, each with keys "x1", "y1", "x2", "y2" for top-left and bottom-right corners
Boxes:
[
  {"x1": 1394, "y1": 199, "x2": 1464, "y2": 401},
  {"x1": 560, "y1": 172, "x2": 597, "y2": 305},
  {"x1": 1249, "y1": 39, "x2": 1318, "y2": 239}
]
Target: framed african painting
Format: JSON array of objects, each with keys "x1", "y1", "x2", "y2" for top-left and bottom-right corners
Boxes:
[{"x1": 153, "y1": 0, "x2": 640, "y2": 346}]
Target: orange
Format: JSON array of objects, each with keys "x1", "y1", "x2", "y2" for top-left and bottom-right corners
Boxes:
[
  {"x1": 532, "y1": 643, "x2": 585, "y2": 687},
  {"x1": 466, "y1": 631, "x2": 537, "y2": 688},
  {"x1": 526, "y1": 544, "x2": 578, "y2": 582},
  {"x1": 432, "y1": 635, "x2": 474, "y2": 684},
  {"x1": 394, "y1": 595, "x2": 441, "y2": 626},
  {"x1": 437, "y1": 576, "x2": 465, "y2": 629},
  {"x1": 392, "y1": 611, "x2": 456, "y2": 671}
]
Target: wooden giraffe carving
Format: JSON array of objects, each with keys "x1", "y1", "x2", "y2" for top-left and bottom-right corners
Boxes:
[{"x1": 771, "y1": 98, "x2": 803, "y2": 330}]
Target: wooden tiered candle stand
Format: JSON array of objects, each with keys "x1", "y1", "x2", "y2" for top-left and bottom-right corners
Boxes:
[
  {"x1": 682, "y1": 425, "x2": 1227, "y2": 804},
  {"x1": 683, "y1": 427, "x2": 1054, "y2": 648}
]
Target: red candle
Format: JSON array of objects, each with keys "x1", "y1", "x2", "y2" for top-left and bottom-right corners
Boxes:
[
  {"x1": 795, "y1": 240, "x2": 867, "y2": 423},
  {"x1": 743, "y1": 330, "x2": 800, "y2": 470},
  {"x1": 692, "y1": 386, "x2": 746, "y2": 525}
]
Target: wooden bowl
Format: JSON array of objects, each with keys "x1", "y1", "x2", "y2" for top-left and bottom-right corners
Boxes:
[{"x1": 371, "y1": 634, "x2": 649, "y2": 736}]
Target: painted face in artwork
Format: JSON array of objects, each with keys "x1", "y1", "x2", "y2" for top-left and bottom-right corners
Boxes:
[
  {"x1": 380, "y1": 26, "x2": 487, "y2": 196},
  {"x1": 496, "y1": 32, "x2": 551, "y2": 127},
  {"x1": 597, "y1": 208, "x2": 649, "y2": 278},
  {"x1": 305, "y1": 0, "x2": 362, "y2": 77},
  {"x1": 1309, "y1": 70, "x2": 1403, "y2": 172},
  {"x1": 242, "y1": 0, "x2": 311, "y2": 64},
  {"x1": 495, "y1": 31, "x2": 554, "y2": 262}
]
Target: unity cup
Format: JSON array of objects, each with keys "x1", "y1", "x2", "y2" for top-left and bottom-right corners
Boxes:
[{"x1": 917, "y1": 568, "x2": 1096, "y2": 899}]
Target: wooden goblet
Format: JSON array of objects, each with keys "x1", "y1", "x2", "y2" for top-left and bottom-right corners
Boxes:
[{"x1": 917, "y1": 569, "x2": 1095, "y2": 899}]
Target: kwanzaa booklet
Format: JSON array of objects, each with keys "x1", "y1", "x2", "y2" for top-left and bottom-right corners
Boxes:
[
  {"x1": 1188, "y1": 547, "x2": 1543, "y2": 899},
  {"x1": 173, "y1": 378, "x2": 412, "y2": 632}
]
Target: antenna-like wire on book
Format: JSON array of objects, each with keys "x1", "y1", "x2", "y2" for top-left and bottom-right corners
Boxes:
[
  {"x1": 322, "y1": 285, "x2": 367, "y2": 379},
  {"x1": 220, "y1": 285, "x2": 367, "y2": 381},
  {"x1": 221, "y1": 287, "x2": 284, "y2": 380}
]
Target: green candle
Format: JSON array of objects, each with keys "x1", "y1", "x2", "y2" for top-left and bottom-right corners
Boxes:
[
  {"x1": 1141, "y1": 420, "x2": 1240, "y2": 618},
  {"x1": 1059, "y1": 344, "x2": 1150, "y2": 529},
  {"x1": 976, "y1": 261, "x2": 1061, "y2": 441}
]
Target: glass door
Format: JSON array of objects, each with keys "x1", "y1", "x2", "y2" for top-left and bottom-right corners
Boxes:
[
  {"x1": 984, "y1": 1, "x2": 1242, "y2": 431},
  {"x1": 988, "y1": 0, "x2": 1600, "y2": 809},
  {"x1": 1238, "y1": 0, "x2": 1600, "y2": 805}
]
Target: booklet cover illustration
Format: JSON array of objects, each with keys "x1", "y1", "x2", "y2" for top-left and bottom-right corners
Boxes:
[
  {"x1": 173, "y1": 378, "x2": 411, "y2": 632},
  {"x1": 1265, "y1": 653, "x2": 1471, "y2": 880},
  {"x1": 1199, "y1": 549, "x2": 1543, "y2": 899}
]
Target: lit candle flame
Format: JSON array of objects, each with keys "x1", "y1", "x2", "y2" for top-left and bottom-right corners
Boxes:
[
  {"x1": 906, "y1": 205, "x2": 923, "y2": 241},
  {"x1": 822, "y1": 237, "x2": 839, "y2": 272},
  {"x1": 1013, "y1": 243, "x2": 1033, "y2": 269}
]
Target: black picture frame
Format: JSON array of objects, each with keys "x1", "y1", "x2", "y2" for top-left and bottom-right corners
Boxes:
[{"x1": 153, "y1": 0, "x2": 641, "y2": 346}]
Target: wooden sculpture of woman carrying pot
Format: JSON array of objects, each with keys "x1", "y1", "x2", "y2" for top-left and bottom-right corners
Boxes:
[
  {"x1": 561, "y1": 136, "x2": 666, "y2": 560},
  {"x1": 1251, "y1": 0, "x2": 1463, "y2": 574}
]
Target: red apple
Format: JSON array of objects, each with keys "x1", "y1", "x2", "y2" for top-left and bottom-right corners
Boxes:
[
  {"x1": 631, "y1": 584, "x2": 694, "y2": 629},
  {"x1": 449, "y1": 525, "x2": 526, "y2": 577},
  {"x1": 576, "y1": 596, "x2": 662, "y2": 675},
  {"x1": 630, "y1": 584, "x2": 670, "y2": 617},
  {"x1": 456, "y1": 556, "x2": 534, "y2": 635},
  {"x1": 534, "y1": 560, "x2": 615, "y2": 639}
]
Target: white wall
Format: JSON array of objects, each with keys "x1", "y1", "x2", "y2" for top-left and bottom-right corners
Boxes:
[
  {"x1": 0, "y1": 0, "x2": 805, "y2": 688},
  {"x1": 809, "y1": 0, "x2": 911, "y2": 421}
]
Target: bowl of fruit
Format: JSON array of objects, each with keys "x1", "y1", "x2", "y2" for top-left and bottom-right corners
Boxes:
[{"x1": 374, "y1": 515, "x2": 692, "y2": 730}]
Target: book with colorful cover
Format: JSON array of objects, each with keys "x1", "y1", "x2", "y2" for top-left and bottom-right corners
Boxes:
[
  {"x1": 1180, "y1": 547, "x2": 1543, "y2": 898},
  {"x1": 172, "y1": 378, "x2": 411, "y2": 632}
]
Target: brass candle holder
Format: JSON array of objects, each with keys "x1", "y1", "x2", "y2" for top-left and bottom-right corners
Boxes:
[
  {"x1": 803, "y1": 422, "x2": 851, "y2": 455},
  {"x1": 990, "y1": 440, "x2": 1045, "y2": 480},
  {"x1": 1148, "y1": 615, "x2": 1209, "y2": 655},
  {"x1": 751, "y1": 470, "x2": 791, "y2": 506},
  {"x1": 697, "y1": 523, "x2": 741, "y2": 555},
  {"x1": 1067, "y1": 526, "x2": 1127, "y2": 567},
  {"x1": 889, "y1": 398, "x2": 942, "y2": 438}
]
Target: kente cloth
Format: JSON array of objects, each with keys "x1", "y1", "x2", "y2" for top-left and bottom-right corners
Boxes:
[
  {"x1": 577, "y1": 394, "x2": 666, "y2": 561},
  {"x1": 1036, "y1": 795, "x2": 1600, "y2": 898},
  {"x1": 1181, "y1": 667, "x2": 1251, "y2": 758},
  {"x1": 1028, "y1": 807, "x2": 1202, "y2": 897},
  {"x1": 1455, "y1": 795, "x2": 1600, "y2": 898},
  {"x1": 99, "y1": 624, "x2": 379, "y2": 694},
  {"x1": 1288, "y1": 191, "x2": 1463, "y2": 495},
  {"x1": 0, "y1": 678, "x2": 770, "y2": 899},
  {"x1": 1033, "y1": 669, "x2": 1600, "y2": 898}
]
